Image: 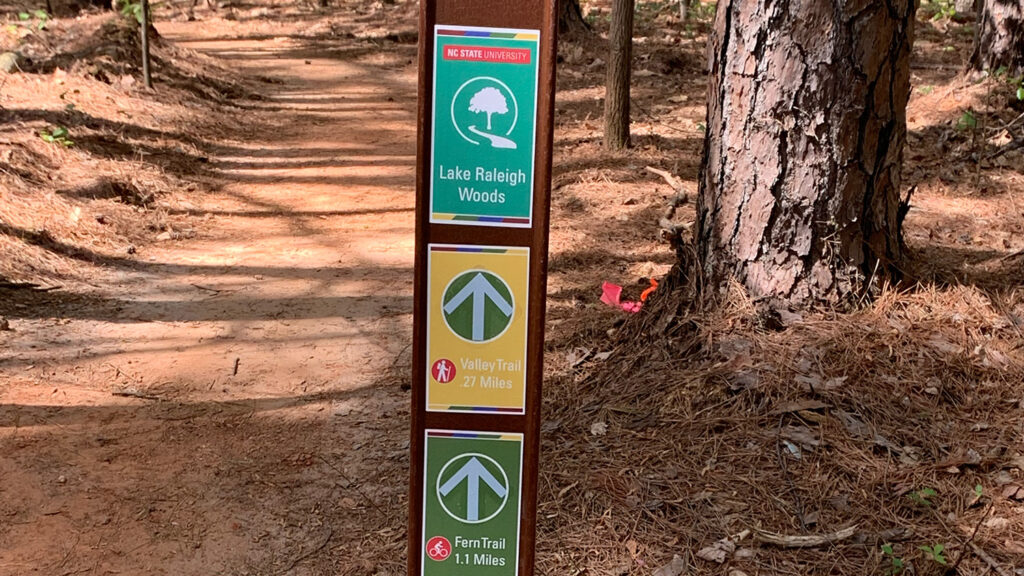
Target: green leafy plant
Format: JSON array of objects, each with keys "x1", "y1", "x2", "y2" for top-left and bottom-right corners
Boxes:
[
  {"x1": 39, "y1": 126, "x2": 74, "y2": 147},
  {"x1": 1009, "y1": 76, "x2": 1024, "y2": 101},
  {"x1": 881, "y1": 544, "x2": 905, "y2": 575},
  {"x1": 919, "y1": 543, "x2": 948, "y2": 565},
  {"x1": 929, "y1": 0, "x2": 957, "y2": 21},
  {"x1": 120, "y1": 0, "x2": 145, "y2": 24},
  {"x1": 956, "y1": 110, "x2": 978, "y2": 131},
  {"x1": 975, "y1": 484, "x2": 984, "y2": 498},
  {"x1": 918, "y1": 85, "x2": 935, "y2": 95},
  {"x1": 908, "y1": 487, "x2": 938, "y2": 507},
  {"x1": 16, "y1": 9, "x2": 48, "y2": 30}
]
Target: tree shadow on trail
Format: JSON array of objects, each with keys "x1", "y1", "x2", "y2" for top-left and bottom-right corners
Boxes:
[
  {"x1": 0, "y1": 376, "x2": 411, "y2": 575},
  {"x1": 905, "y1": 242, "x2": 1024, "y2": 290}
]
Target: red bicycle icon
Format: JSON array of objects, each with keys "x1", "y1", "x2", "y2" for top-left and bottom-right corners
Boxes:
[{"x1": 426, "y1": 536, "x2": 452, "y2": 561}]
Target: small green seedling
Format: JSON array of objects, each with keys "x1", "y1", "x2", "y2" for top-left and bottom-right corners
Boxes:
[
  {"x1": 975, "y1": 484, "x2": 984, "y2": 498},
  {"x1": 39, "y1": 126, "x2": 74, "y2": 147},
  {"x1": 881, "y1": 543, "x2": 904, "y2": 575},
  {"x1": 956, "y1": 110, "x2": 978, "y2": 131},
  {"x1": 919, "y1": 543, "x2": 948, "y2": 565},
  {"x1": 908, "y1": 487, "x2": 938, "y2": 507}
]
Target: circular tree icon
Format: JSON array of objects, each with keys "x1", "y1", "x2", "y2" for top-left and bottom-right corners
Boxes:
[
  {"x1": 468, "y1": 87, "x2": 508, "y2": 131},
  {"x1": 450, "y1": 77, "x2": 519, "y2": 146}
]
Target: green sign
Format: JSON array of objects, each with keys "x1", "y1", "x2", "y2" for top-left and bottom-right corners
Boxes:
[
  {"x1": 442, "y1": 270, "x2": 515, "y2": 342},
  {"x1": 430, "y1": 25, "x2": 540, "y2": 228},
  {"x1": 422, "y1": 430, "x2": 522, "y2": 576}
]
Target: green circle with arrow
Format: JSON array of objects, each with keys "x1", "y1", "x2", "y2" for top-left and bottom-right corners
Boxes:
[
  {"x1": 436, "y1": 452, "x2": 509, "y2": 524},
  {"x1": 441, "y1": 270, "x2": 514, "y2": 343}
]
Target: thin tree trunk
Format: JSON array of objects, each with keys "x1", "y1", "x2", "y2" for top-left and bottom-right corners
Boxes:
[
  {"x1": 604, "y1": 0, "x2": 634, "y2": 150},
  {"x1": 140, "y1": 0, "x2": 152, "y2": 89},
  {"x1": 558, "y1": 0, "x2": 590, "y2": 36},
  {"x1": 680, "y1": 0, "x2": 692, "y2": 23},
  {"x1": 695, "y1": 0, "x2": 915, "y2": 305},
  {"x1": 971, "y1": 0, "x2": 1024, "y2": 75}
]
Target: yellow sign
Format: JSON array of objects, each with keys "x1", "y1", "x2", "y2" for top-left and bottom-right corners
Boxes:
[{"x1": 427, "y1": 244, "x2": 529, "y2": 414}]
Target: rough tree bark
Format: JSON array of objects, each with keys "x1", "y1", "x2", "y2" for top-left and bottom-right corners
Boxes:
[
  {"x1": 971, "y1": 0, "x2": 1024, "y2": 75},
  {"x1": 559, "y1": 0, "x2": 590, "y2": 36},
  {"x1": 604, "y1": 0, "x2": 634, "y2": 149},
  {"x1": 695, "y1": 0, "x2": 915, "y2": 305}
]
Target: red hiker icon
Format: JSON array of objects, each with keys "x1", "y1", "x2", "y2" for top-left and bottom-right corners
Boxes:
[{"x1": 431, "y1": 359, "x2": 456, "y2": 383}]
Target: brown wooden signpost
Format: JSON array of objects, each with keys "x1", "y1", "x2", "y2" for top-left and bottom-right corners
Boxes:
[{"x1": 409, "y1": 0, "x2": 557, "y2": 574}]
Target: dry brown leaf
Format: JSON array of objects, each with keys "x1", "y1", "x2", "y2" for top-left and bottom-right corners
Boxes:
[
  {"x1": 652, "y1": 554, "x2": 686, "y2": 576},
  {"x1": 696, "y1": 536, "x2": 736, "y2": 563}
]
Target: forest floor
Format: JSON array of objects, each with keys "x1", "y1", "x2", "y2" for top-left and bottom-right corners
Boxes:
[{"x1": 0, "y1": 0, "x2": 1023, "y2": 575}]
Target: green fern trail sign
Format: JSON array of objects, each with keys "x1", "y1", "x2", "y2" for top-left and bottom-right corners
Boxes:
[{"x1": 421, "y1": 431, "x2": 523, "y2": 576}]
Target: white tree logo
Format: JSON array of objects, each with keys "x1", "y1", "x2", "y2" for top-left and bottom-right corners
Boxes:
[
  {"x1": 468, "y1": 87, "x2": 509, "y2": 131},
  {"x1": 451, "y1": 77, "x2": 519, "y2": 149}
]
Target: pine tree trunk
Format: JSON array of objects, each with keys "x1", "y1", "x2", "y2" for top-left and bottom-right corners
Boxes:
[
  {"x1": 604, "y1": 0, "x2": 634, "y2": 150},
  {"x1": 558, "y1": 0, "x2": 590, "y2": 36},
  {"x1": 680, "y1": 0, "x2": 692, "y2": 23},
  {"x1": 696, "y1": 0, "x2": 915, "y2": 305},
  {"x1": 971, "y1": 0, "x2": 1024, "y2": 75}
]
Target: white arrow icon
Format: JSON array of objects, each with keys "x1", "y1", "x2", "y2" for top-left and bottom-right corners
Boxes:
[
  {"x1": 442, "y1": 272, "x2": 513, "y2": 342},
  {"x1": 438, "y1": 456, "x2": 508, "y2": 522}
]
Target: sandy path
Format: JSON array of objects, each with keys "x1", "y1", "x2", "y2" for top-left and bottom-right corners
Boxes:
[{"x1": 0, "y1": 19, "x2": 417, "y2": 576}]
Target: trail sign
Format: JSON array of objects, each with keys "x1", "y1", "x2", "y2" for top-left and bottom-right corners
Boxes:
[
  {"x1": 411, "y1": 1, "x2": 556, "y2": 576},
  {"x1": 430, "y1": 26, "x2": 539, "y2": 227},
  {"x1": 427, "y1": 245, "x2": 528, "y2": 414},
  {"x1": 422, "y1": 430, "x2": 523, "y2": 576}
]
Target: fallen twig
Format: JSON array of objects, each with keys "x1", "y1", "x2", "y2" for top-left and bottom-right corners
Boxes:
[
  {"x1": 646, "y1": 165, "x2": 684, "y2": 191},
  {"x1": 273, "y1": 527, "x2": 333, "y2": 576},
  {"x1": 999, "y1": 248, "x2": 1024, "y2": 262},
  {"x1": 867, "y1": 527, "x2": 914, "y2": 543},
  {"x1": 317, "y1": 456, "x2": 389, "y2": 518},
  {"x1": 111, "y1": 389, "x2": 161, "y2": 401},
  {"x1": 950, "y1": 502, "x2": 992, "y2": 573},
  {"x1": 0, "y1": 281, "x2": 39, "y2": 290},
  {"x1": 753, "y1": 525, "x2": 858, "y2": 548},
  {"x1": 986, "y1": 136, "x2": 1024, "y2": 161},
  {"x1": 646, "y1": 166, "x2": 692, "y2": 249},
  {"x1": 969, "y1": 542, "x2": 1012, "y2": 576}
]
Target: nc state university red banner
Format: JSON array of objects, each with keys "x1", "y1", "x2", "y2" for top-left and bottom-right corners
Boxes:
[{"x1": 442, "y1": 46, "x2": 532, "y2": 64}]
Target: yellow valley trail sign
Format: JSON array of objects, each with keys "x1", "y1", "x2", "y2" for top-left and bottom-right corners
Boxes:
[{"x1": 426, "y1": 244, "x2": 529, "y2": 414}]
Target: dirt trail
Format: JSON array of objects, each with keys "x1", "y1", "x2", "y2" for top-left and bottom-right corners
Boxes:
[{"x1": 1, "y1": 18, "x2": 417, "y2": 575}]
